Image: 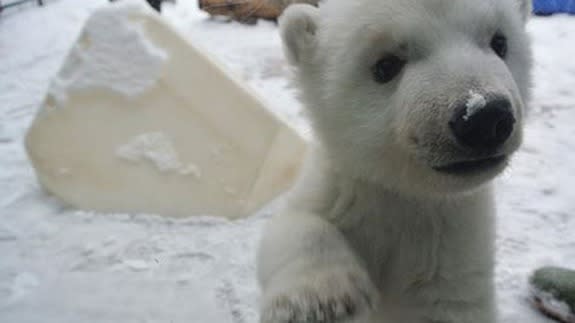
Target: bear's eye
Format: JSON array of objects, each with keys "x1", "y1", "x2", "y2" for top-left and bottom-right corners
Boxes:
[
  {"x1": 490, "y1": 33, "x2": 507, "y2": 59},
  {"x1": 372, "y1": 55, "x2": 406, "y2": 84}
]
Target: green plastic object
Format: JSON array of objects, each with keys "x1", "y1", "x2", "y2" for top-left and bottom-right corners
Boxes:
[
  {"x1": 531, "y1": 267, "x2": 575, "y2": 309},
  {"x1": 531, "y1": 266, "x2": 575, "y2": 322}
]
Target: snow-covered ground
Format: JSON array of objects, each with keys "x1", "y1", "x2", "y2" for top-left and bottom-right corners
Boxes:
[{"x1": 0, "y1": 1, "x2": 574, "y2": 322}]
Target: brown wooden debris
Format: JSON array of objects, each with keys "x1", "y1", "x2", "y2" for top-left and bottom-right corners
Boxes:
[{"x1": 198, "y1": 0, "x2": 282, "y2": 23}]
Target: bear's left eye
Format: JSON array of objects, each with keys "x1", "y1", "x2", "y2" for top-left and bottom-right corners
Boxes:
[
  {"x1": 372, "y1": 55, "x2": 406, "y2": 84},
  {"x1": 490, "y1": 33, "x2": 508, "y2": 59}
]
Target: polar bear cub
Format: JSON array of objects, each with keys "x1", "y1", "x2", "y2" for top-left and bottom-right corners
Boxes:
[{"x1": 258, "y1": 0, "x2": 532, "y2": 322}]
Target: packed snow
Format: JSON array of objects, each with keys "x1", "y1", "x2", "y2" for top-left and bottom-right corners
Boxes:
[
  {"x1": 116, "y1": 132, "x2": 184, "y2": 173},
  {"x1": 49, "y1": 1, "x2": 167, "y2": 103},
  {"x1": 464, "y1": 90, "x2": 487, "y2": 121},
  {"x1": 0, "y1": 1, "x2": 574, "y2": 323}
]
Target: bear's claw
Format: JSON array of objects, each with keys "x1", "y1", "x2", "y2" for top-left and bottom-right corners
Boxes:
[{"x1": 260, "y1": 269, "x2": 377, "y2": 323}]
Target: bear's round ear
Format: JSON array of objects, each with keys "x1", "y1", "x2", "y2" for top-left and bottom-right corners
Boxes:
[
  {"x1": 279, "y1": 4, "x2": 320, "y2": 66},
  {"x1": 515, "y1": 0, "x2": 532, "y2": 23}
]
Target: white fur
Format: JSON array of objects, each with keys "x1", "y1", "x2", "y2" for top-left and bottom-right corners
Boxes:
[{"x1": 258, "y1": 0, "x2": 532, "y2": 322}]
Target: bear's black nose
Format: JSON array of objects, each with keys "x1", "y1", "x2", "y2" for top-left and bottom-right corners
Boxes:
[{"x1": 449, "y1": 97, "x2": 515, "y2": 150}]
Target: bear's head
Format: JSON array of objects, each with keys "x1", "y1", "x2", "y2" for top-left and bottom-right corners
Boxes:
[{"x1": 280, "y1": 0, "x2": 532, "y2": 195}]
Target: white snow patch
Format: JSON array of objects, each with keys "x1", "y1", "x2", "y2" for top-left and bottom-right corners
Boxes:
[
  {"x1": 179, "y1": 163, "x2": 202, "y2": 178},
  {"x1": 116, "y1": 131, "x2": 183, "y2": 172},
  {"x1": 7, "y1": 272, "x2": 40, "y2": 304},
  {"x1": 464, "y1": 90, "x2": 487, "y2": 121},
  {"x1": 116, "y1": 132, "x2": 205, "y2": 176},
  {"x1": 49, "y1": 0, "x2": 167, "y2": 104},
  {"x1": 122, "y1": 259, "x2": 151, "y2": 272}
]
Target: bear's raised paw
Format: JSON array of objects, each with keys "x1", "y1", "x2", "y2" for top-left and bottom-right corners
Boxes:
[{"x1": 260, "y1": 268, "x2": 378, "y2": 323}]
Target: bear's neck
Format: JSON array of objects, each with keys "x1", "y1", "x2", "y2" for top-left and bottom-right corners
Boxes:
[{"x1": 286, "y1": 150, "x2": 495, "y2": 289}]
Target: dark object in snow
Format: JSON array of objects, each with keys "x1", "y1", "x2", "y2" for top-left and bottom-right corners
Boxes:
[
  {"x1": 0, "y1": 0, "x2": 43, "y2": 14},
  {"x1": 198, "y1": 0, "x2": 281, "y2": 24},
  {"x1": 533, "y1": 0, "x2": 575, "y2": 15},
  {"x1": 531, "y1": 266, "x2": 575, "y2": 323},
  {"x1": 198, "y1": 0, "x2": 320, "y2": 24}
]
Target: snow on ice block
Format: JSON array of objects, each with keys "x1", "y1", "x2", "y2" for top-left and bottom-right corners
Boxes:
[{"x1": 25, "y1": 0, "x2": 307, "y2": 219}]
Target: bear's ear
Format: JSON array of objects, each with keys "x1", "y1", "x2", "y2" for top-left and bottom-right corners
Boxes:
[
  {"x1": 515, "y1": 0, "x2": 532, "y2": 23},
  {"x1": 279, "y1": 4, "x2": 320, "y2": 66}
]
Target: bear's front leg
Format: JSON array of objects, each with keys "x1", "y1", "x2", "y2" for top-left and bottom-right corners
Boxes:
[{"x1": 257, "y1": 211, "x2": 379, "y2": 323}]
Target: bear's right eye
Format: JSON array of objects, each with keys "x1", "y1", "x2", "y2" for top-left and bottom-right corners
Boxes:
[
  {"x1": 490, "y1": 33, "x2": 508, "y2": 59},
  {"x1": 372, "y1": 55, "x2": 406, "y2": 84}
]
